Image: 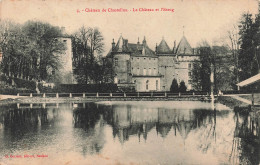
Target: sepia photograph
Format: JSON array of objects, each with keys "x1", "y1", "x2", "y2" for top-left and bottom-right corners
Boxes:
[{"x1": 0, "y1": 0, "x2": 259, "y2": 164}]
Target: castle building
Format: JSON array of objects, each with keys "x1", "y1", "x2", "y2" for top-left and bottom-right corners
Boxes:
[{"x1": 105, "y1": 34, "x2": 199, "y2": 92}]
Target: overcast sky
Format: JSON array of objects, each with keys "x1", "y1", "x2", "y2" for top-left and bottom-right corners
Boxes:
[{"x1": 1, "y1": 0, "x2": 259, "y2": 55}]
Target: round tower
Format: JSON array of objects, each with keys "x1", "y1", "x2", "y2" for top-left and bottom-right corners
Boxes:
[{"x1": 112, "y1": 35, "x2": 131, "y2": 84}]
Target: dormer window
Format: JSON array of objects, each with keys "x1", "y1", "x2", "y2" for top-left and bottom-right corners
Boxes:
[{"x1": 114, "y1": 58, "x2": 118, "y2": 66}]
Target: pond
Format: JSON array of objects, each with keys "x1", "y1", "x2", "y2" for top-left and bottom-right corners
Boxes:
[{"x1": 0, "y1": 101, "x2": 259, "y2": 165}]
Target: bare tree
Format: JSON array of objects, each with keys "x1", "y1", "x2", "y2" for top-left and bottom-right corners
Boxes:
[
  {"x1": 227, "y1": 24, "x2": 240, "y2": 89},
  {"x1": 72, "y1": 26, "x2": 104, "y2": 84}
]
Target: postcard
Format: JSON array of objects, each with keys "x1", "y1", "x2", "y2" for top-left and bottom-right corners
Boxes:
[{"x1": 0, "y1": 0, "x2": 259, "y2": 164}]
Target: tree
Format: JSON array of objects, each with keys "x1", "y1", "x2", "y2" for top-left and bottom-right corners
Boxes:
[
  {"x1": 23, "y1": 21, "x2": 66, "y2": 81},
  {"x1": 0, "y1": 20, "x2": 66, "y2": 82},
  {"x1": 227, "y1": 24, "x2": 240, "y2": 88},
  {"x1": 212, "y1": 46, "x2": 236, "y2": 91},
  {"x1": 191, "y1": 46, "x2": 211, "y2": 92},
  {"x1": 170, "y1": 78, "x2": 179, "y2": 92},
  {"x1": 179, "y1": 81, "x2": 187, "y2": 92},
  {"x1": 72, "y1": 26, "x2": 104, "y2": 84},
  {"x1": 238, "y1": 13, "x2": 260, "y2": 81}
]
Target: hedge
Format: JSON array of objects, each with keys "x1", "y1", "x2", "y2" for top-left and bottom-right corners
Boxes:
[
  {"x1": 0, "y1": 87, "x2": 35, "y2": 95},
  {"x1": 39, "y1": 83, "x2": 118, "y2": 93}
]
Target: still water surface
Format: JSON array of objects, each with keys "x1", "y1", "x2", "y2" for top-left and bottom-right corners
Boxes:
[{"x1": 0, "y1": 101, "x2": 259, "y2": 165}]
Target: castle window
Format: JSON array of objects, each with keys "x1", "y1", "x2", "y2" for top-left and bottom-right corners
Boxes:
[
  {"x1": 188, "y1": 63, "x2": 191, "y2": 68},
  {"x1": 188, "y1": 80, "x2": 192, "y2": 84},
  {"x1": 63, "y1": 40, "x2": 67, "y2": 42},
  {"x1": 144, "y1": 58, "x2": 146, "y2": 60},
  {"x1": 146, "y1": 80, "x2": 149, "y2": 90},
  {"x1": 156, "y1": 80, "x2": 158, "y2": 90},
  {"x1": 189, "y1": 72, "x2": 191, "y2": 76},
  {"x1": 149, "y1": 68, "x2": 151, "y2": 75},
  {"x1": 143, "y1": 68, "x2": 147, "y2": 75},
  {"x1": 115, "y1": 58, "x2": 118, "y2": 66}
]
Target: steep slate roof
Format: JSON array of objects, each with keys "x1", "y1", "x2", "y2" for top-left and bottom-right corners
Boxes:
[
  {"x1": 127, "y1": 43, "x2": 155, "y2": 56},
  {"x1": 107, "y1": 35, "x2": 155, "y2": 57},
  {"x1": 112, "y1": 35, "x2": 131, "y2": 53},
  {"x1": 157, "y1": 38, "x2": 172, "y2": 54},
  {"x1": 176, "y1": 36, "x2": 193, "y2": 55}
]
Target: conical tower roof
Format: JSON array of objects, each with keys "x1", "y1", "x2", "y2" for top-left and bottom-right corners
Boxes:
[
  {"x1": 157, "y1": 38, "x2": 172, "y2": 54},
  {"x1": 113, "y1": 34, "x2": 130, "y2": 53},
  {"x1": 116, "y1": 35, "x2": 124, "y2": 52},
  {"x1": 176, "y1": 36, "x2": 193, "y2": 55}
]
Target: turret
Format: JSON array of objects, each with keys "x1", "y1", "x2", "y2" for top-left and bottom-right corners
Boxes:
[{"x1": 112, "y1": 38, "x2": 115, "y2": 51}]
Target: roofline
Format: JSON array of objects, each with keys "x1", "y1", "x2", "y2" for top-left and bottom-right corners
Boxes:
[
  {"x1": 131, "y1": 55, "x2": 158, "y2": 58},
  {"x1": 177, "y1": 54, "x2": 199, "y2": 56},
  {"x1": 236, "y1": 73, "x2": 260, "y2": 87},
  {"x1": 157, "y1": 54, "x2": 175, "y2": 56},
  {"x1": 132, "y1": 75, "x2": 162, "y2": 78}
]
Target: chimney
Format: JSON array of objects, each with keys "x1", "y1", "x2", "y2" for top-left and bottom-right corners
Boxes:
[
  {"x1": 142, "y1": 36, "x2": 146, "y2": 45},
  {"x1": 125, "y1": 39, "x2": 128, "y2": 46},
  {"x1": 173, "y1": 40, "x2": 176, "y2": 53},
  {"x1": 137, "y1": 37, "x2": 140, "y2": 45},
  {"x1": 112, "y1": 38, "x2": 115, "y2": 51}
]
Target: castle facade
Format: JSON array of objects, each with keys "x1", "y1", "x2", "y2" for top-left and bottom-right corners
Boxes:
[{"x1": 105, "y1": 35, "x2": 199, "y2": 92}]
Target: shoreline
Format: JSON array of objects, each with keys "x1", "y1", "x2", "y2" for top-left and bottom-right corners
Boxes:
[
  {"x1": 0, "y1": 95, "x2": 258, "y2": 110},
  {"x1": 0, "y1": 95, "x2": 211, "y2": 104}
]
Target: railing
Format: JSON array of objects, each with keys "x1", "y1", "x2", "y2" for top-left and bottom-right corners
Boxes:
[{"x1": 16, "y1": 92, "x2": 209, "y2": 98}]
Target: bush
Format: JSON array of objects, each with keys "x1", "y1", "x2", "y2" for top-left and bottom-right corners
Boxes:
[
  {"x1": 0, "y1": 87, "x2": 35, "y2": 95},
  {"x1": 39, "y1": 83, "x2": 118, "y2": 93},
  {"x1": 179, "y1": 81, "x2": 187, "y2": 93},
  {"x1": 13, "y1": 77, "x2": 36, "y2": 91},
  {"x1": 170, "y1": 79, "x2": 179, "y2": 92}
]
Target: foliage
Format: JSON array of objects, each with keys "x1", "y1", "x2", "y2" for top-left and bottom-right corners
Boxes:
[
  {"x1": 0, "y1": 85, "x2": 35, "y2": 94},
  {"x1": 191, "y1": 60, "x2": 202, "y2": 91},
  {"x1": 13, "y1": 77, "x2": 36, "y2": 91},
  {"x1": 0, "y1": 20, "x2": 66, "y2": 82},
  {"x1": 72, "y1": 26, "x2": 105, "y2": 84},
  {"x1": 212, "y1": 46, "x2": 236, "y2": 91},
  {"x1": 39, "y1": 83, "x2": 118, "y2": 93},
  {"x1": 191, "y1": 45, "x2": 236, "y2": 92},
  {"x1": 191, "y1": 46, "x2": 211, "y2": 92},
  {"x1": 170, "y1": 78, "x2": 179, "y2": 92},
  {"x1": 238, "y1": 13, "x2": 260, "y2": 81},
  {"x1": 179, "y1": 81, "x2": 187, "y2": 92}
]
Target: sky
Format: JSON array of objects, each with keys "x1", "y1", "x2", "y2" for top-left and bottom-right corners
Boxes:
[{"x1": 0, "y1": 0, "x2": 259, "y2": 55}]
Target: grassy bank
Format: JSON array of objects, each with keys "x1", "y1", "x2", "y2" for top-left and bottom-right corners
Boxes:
[
  {"x1": 217, "y1": 96, "x2": 249, "y2": 109},
  {"x1": 0, "y1": 95, "x2": 211, "y2": 105}
]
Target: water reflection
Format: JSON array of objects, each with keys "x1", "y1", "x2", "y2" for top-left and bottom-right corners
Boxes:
[
  {"x1": 230, "y1": 108, "x2": 260, "y2": 165},
  {"x1": 0, "y1": 102, "x2": 259, "y2": 164}
]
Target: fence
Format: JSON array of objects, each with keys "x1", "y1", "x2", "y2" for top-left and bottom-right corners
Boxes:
[{"x1": 17, "y1": 92, "x2": 209, "y2": 98}]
